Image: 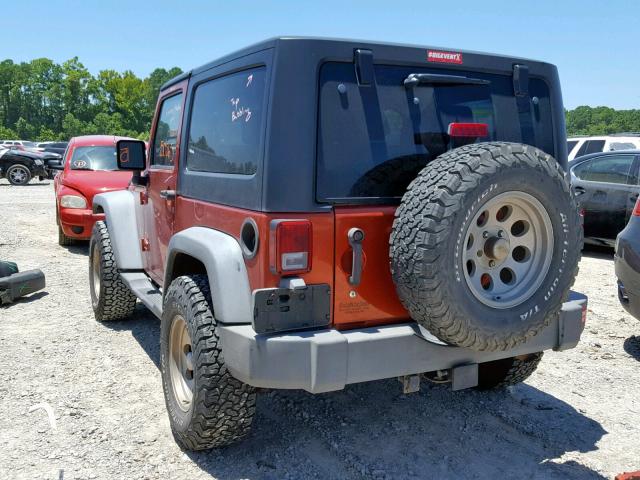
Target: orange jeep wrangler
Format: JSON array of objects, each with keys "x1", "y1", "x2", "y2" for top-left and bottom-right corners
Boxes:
[{"x1": 89, "y1": 37, "x2": 586, "y2": 450}]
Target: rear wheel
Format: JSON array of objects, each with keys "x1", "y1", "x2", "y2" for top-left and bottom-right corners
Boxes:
[
  {"x1": 476, "y1": 352, "x2": 544, "y2": 389},
  {"x1": 89, "y1": 221, "x2": 137, "y2": 321},
  {"x1": 161, "y1": 275, "x2": 256, "y2": 450},
  {"x1": 6, "y1": 164, "x2": 31, "y2": 185}
]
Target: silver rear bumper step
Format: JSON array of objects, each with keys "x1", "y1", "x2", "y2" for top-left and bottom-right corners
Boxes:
[{"x1": 219, "y1": 292, "x2": 587, "y2": 394}]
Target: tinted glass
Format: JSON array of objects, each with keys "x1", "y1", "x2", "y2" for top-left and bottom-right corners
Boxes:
[
  {"x1": 575, "y1": 155, "x2": 635, "y2": 185},
  {"x1": 152, "y1": 93, "x2": 183, "y2": 167},
  {"x1": 70, "y1": 146, "x2": 117, "y2": 171},
  {"x1": 584, "y1": 140, "x2": 605, "y2": 155},
  {"x1": 610, "y1": 142, "x2": 636, "y2": 151},
  {"x1": 317, "y1": 63, "x2": 553, "y2": 200},
  {"x1": 567, "y1": 140, "x2": 578, "y2": 153},
  {"x1": 186, "y1": 67, "x2": 265, "y2": 175}
]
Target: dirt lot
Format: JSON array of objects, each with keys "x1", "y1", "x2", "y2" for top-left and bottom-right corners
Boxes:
[{"x1": 0, "y1": 180, "x2": 639, "y2": 480}]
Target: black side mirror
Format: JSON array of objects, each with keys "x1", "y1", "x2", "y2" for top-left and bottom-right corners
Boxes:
[{"x1": 116, "y1": 140, "x2": 146, "y2": 170}]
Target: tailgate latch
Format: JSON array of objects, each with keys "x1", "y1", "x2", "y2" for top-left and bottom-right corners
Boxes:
[{"x1": 348, "y1": 228, "x2": 365, "y2": 286}]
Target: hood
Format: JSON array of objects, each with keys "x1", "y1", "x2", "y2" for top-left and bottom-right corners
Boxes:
[
  {"x1": 5, "y1": 149, "x2": 57, "y2": 160},
  {"x1": 62, "y1": 170, "x2": 132, "y2": 204}
]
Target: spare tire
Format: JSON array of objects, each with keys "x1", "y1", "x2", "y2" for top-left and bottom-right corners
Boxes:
[{"x1": 390, "y1": 142, "x2": 581, "y2": 352}]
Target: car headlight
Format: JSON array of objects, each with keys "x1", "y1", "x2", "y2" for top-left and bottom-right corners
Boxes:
[
  {"x1": 34, "y1": 159, "x2": 44, "y2": 166},
  {"x1": 60, "y1": 195, "x2": 87, "y2": 209}
]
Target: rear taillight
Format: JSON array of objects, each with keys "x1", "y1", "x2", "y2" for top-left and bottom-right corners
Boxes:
[
  {"x1": 448, "y1": 122, "x2": 489, "y2": 138},
  {"x1": 270, "y1": 220, "x2": 312, "y2": 275},
  {"x1": 632, "y1": 198, "x2": 640, "y2": 216}
]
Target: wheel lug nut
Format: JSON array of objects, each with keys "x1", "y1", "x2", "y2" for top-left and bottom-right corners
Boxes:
[
  {"x1": 489, "y1": 260, "x2": 495, "y2": 267},
  {"x1": 483, "y1": 231, "x2": 489, "y2": 238},
  {"x1": 497, "y1": 231, "x2": 503, "y2": 238}
]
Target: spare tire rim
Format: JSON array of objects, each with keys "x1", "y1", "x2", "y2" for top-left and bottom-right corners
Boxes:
[
  {"x1": 462, "y1": 191, "x2": 554, "y2": 309},
  {"x1": 169, "y1": 315, "x2": 194, "y2": 412},
  {"x1": 9, "y1": 166, "x2": 28, "y2": 184}
]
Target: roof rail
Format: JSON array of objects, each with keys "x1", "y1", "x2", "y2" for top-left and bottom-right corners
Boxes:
[{"x1": 610, "y1": 132, "x2": 640, "y2": 137}]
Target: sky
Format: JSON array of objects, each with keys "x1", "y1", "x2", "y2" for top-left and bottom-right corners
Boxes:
[{"x1": 1, "y1": 0, "x2": 638, "y2": 110}]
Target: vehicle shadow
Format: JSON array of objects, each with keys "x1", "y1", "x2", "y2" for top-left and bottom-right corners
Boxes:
[
  {"x1": 0, "y1": 181, "x2": 51, "y2": 187},
  {"x1": 61, "y1": 243, "x2": 89, "y2": 256},
  {"x1": 623, "y1": 335, "x2": 640, "y2": 361},
  {"x1": 582, "y1": 244, "x2": 614, "y2": 261},
  {"x1": 108, "y1": 310, "x2": 607, "y2": 480}
]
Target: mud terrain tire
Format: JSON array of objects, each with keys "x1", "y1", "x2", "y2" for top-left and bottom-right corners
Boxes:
[
  {"x1": 476, "y1": 352, "x2": 544, "y2": 389},
  {"x1": 89, "y1": 221, "x2": 137, "y2": 321},
  {"x1": 161, "y1": 275, "x2": 256, "y2": 450},
  {"x1": 390, "y1": 142, "x2": 581, "y2": 352}
]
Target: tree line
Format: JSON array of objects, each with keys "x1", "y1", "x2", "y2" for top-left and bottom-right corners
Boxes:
[
  {"x1": 0, "y1": 57, "x2": 638, "y2": 141},
  {"x1": 0, "y1": 57, "x2": 182, "y2": 141}
]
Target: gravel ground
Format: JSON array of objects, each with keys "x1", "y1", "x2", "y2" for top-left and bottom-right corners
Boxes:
[{"x1": 0, "y1": 180, "x2": 639, "y2": 480}]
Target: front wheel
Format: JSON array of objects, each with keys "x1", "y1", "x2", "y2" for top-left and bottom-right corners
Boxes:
[
  {"x1": 6, "y1": 164, "x2": 31, "y2": 185},
  {"x1": 161, "y1": 275, "x2": 256, "y2": 450},
  {"x1": 89, "y1": 221, "x2": 137, "y2": 321},
  {"x1": 58, "y1": 224, "x2": 74, "y2": 246}
]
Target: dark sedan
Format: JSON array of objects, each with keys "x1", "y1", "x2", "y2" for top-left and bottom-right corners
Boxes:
[
  {"x1": 569, "y1": 150, "x2": 640, "y2": 247},
  {"x1": 0, "y1": 147, "x2": 57, "y2": 185},
  {"x1": 615, "y1": 204, "x2": 640, "y2": 320}
]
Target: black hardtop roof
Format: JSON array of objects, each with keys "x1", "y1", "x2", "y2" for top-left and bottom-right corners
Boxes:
[{"x1": 160, "y1": 36, "x2": 553, "y2": 91}]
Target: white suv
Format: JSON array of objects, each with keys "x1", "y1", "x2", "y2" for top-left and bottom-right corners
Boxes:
[{"x1": 567, "y1": 134, "x2": 640, "y2": 160}]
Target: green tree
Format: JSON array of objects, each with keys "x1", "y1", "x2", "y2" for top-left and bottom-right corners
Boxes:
[{"x1": 0, "y1": 57, "x2": 182, "y2": 140}]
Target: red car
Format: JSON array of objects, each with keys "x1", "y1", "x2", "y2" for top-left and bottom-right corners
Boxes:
[{"x1": 54, "y1": 135, "x2": 133, "y2": 245}]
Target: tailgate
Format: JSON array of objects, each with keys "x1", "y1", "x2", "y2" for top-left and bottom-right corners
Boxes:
[{"x1": 333, "y1": 206, "x2": 409, "y2": 329}]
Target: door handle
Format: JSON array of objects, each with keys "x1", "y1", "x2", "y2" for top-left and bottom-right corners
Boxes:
[
  {"x1": 348, "y1": 228, "x2": 365, "y2": 286},
  {"x1": 573, "y1": 186, "x2": 586, "y2": 195},
  {"x1": 159, "y1": 189, "x2": 176, "y2": 200}
]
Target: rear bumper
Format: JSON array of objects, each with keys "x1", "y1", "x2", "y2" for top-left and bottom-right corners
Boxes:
[
  {"x1": 615, "y1": 224, "x2": 640, "y2": 320},
  {"x1": 59, "y1": 208, "x2": 105, "y2": 239},
  {"x1": 219, "y1": 291, "x2": 587, "y2": 393}
]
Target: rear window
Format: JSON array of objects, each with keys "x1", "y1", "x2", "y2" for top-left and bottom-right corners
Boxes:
[
  {"x1": 567, "y1": 140, "x2": 578, "y2": 153},
  {"x1": 70, "y1": 146, "x2": 117, "y2": 171},
  {"x1": 610, "y1": 142, "x2": 636, "y2": 151},
  {"x1": 317, "y1": 62, "x2": 554, "y2": 201}
]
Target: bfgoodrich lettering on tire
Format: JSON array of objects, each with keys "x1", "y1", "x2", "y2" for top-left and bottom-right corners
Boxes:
[
  {"x1": 89, "y1": 221, "x2": 137, "y2": 321},
  {"x1": 161, "y1": 275, "x2": 256, "y2": 450},
  {"x1": 390, "y1": 142, "x2": 581, "y2": 352}
]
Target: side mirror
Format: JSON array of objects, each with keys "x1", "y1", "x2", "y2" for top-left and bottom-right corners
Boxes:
[{"x1": 116, "y1": 140, "x2": 146, "y2": 170}]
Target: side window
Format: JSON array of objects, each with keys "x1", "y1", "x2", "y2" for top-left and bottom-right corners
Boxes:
[
  {"x1": 567, "y1": 140, "x2": 578, "y2": 154},
  {"x1": 186, "y1": 67, "x2": 266, "y2": 175},
  {"x1": 576, "y1": 155, "x2": 636, "y2": 185},
  {"x1": 152, "y1": 93, "x2": 183, "y2": 167},
  {"x1": 584, "y1": 140, "x2": 605, "y2": 155}
]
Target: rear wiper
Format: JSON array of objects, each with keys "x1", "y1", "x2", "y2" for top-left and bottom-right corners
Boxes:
[{"x1": 404, "y1": 73, "x2": 490, "y2": 87}]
